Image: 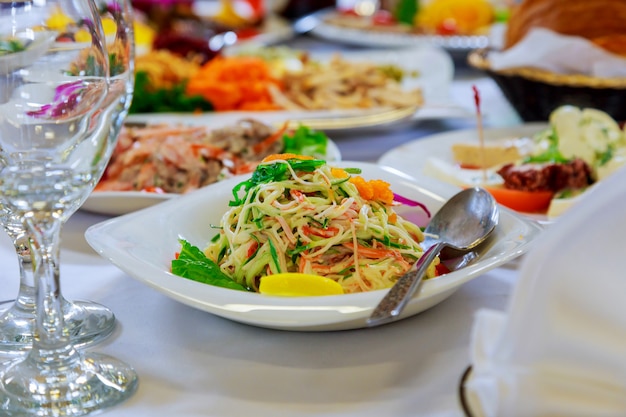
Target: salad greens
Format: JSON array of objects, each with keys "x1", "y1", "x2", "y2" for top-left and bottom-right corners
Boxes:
[
  {"x1": 524, "y1": 129, "x2": 570, "y2": 164},
  {"x1": 172, "y1": 239, "x2": 249, "y2": 291}
]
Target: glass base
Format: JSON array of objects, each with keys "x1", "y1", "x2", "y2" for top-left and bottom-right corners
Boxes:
[
  {"x1": 0, "y1": 300, "x2": 116, "y2": 355},
  {"x1": 0, "y1": 351, "x2": 138, "y2": 416}
]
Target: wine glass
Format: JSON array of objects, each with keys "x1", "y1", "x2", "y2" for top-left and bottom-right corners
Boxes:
[
  {"x1": 0, "y1": 0, "x2": 135, "y2": 355},
  {"x1": 0, "y1": 0, "x2": 138, "y2": 414}
]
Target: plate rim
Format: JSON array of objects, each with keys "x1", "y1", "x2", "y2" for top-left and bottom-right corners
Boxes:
[{"x1": 85, "y1": 161, "x2": 543, "y2": 331}]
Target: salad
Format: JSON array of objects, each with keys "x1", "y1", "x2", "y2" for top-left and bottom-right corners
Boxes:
[
  {"x1": 96, "y1": 118, "x2": 329, "y2": 194},
  {"x1": 172, "y1": 155, "x2": 441, "y2": 295}
]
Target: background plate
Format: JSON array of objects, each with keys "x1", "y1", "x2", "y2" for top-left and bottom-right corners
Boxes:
[{"x1": 307, "y1": 9, "x2": 490, "y2": 52}]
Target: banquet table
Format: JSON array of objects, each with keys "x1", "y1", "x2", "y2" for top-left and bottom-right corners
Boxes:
[{"x1": 0, "y1": 35, "x2": 529, "y2": 417}]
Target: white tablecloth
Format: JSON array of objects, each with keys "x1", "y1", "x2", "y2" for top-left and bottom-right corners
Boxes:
[{"x1": 0, "y1": 36, "x2": 526, "y2": 417}]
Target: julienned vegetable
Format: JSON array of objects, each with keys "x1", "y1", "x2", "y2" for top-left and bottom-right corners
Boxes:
[
  {"x1": 172, "y1": 155, "x2": 438, "y2": 294},
  {"x1": 185, "y1": 56, "x2": 282, "y2": 111}
]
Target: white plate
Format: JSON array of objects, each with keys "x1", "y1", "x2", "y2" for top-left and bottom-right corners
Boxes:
[
  {"x1": 378, "y1": 123, "x2": 551, "y2": 220},
  {"x1": 80, "y1": 112, "x2": 343, "y2": 216},
  {"x1": 85, "y1": 161, "x2": 543, "y2": 331},
  {"x1": 306, "y1": 9, "x2": 490, "y2": 52},
  {"x1": 152, "y1": 46, "x2": 464, "y2": 125}
]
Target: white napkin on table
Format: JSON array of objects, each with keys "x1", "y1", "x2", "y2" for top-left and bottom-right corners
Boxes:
[
  {"x1": 463, "y1": 165, "x2": 626, "y2": 417},
  {"x1": 489, "y1": 27, "x2": 626, "y2": 78}
]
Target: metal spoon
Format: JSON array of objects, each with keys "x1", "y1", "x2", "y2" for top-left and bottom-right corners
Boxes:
[{"x1": 367, "y1": 187, "x2": 499, "y2": 327}]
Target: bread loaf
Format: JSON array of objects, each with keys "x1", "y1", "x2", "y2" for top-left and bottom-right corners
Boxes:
[{"x1": 505, "y1": 0, "x2": 626, "y2": 55}]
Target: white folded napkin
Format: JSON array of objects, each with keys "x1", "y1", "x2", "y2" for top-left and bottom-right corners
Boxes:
[
  {"x1": 463, "y1": 165, "x2": 626, "y2": 417},
  {"x1": 489, "y1": 27, "x2": 626, "y2": 78}
]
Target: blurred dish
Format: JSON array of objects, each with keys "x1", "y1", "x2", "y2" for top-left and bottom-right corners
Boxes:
[
  {"x1": 307, "y1": 8, "x2": 490, "y2": 51},
  {"x1": 131, "y1": 45, "x2": 460, "y2": 123},
  {"x1": 378, "y1": 123, "x2": 553, "y2": 221},
  {"x1": 81, "y1": 112, "x2": 342, "y2": 216},
  {"x1": 85, "y1": 162, "x2": 542, "y2": 331},
  {"x1": 231, "y1": 14, "x2": 295, "y2": 47}
]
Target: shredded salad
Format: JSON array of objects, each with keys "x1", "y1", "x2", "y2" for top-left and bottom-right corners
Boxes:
[{"x1": 173, "y1": 154, "x2": 438, "y2": 294}]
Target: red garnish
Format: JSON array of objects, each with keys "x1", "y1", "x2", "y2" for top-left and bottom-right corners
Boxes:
[
  {"x1": 472, "y1": 85, "x2": 481, "y2": 115},
  {"x1": 472, "y1": 85, "x2": 487, "y2": 182}
]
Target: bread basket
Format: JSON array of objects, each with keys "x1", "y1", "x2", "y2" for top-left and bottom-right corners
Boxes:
[{"x1": 468, "y1": 48, "x2": 626, "y2": 121}]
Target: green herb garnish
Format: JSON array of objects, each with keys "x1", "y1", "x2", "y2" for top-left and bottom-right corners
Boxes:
[
  {"x1": 282, "y1": 125, "x2": 328, "y2": 159},
  {"x1": 172, "y1": 239, "x2": 249, "y2": 291},
  {"x1": 229, "y1": 158, "x2": 326, "y2": 206}
]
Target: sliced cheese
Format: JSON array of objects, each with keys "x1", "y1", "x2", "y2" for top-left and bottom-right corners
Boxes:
[{"x1": 451, "y1": 136, "x2": 534, "y2": 169}]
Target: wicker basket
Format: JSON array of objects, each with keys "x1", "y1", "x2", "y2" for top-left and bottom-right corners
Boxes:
[{"x1": 468, "y1": 49, "x2": 626, "y2": 122}]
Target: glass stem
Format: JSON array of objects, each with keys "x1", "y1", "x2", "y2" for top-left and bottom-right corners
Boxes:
[
  {"x1": 26, "y1": 217, "x2": 76, "y2": 361},
  {"x1": 9, "y1": 231, "x2": 37, "y2": 315}
]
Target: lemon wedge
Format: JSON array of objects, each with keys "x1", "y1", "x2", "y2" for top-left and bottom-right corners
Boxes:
[{"x1": 259, "y1": 273, "x2": 344, "y2": 297}]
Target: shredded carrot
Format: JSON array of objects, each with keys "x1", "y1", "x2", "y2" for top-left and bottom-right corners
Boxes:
[
  {"x1": 262, "y1": 153, "x2": 314, "y2": 163},
  {"x1": 185, "y1": 56, "x2": 283, "y2": 111}
]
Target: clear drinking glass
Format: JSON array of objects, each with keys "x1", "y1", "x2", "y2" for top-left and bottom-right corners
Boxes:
[
  {"x1": 0, "y1": 0, "x2": 138, "y2": 414},
  {"x1": 0, "y1": 0, "x2": 135, "y2": 355}
]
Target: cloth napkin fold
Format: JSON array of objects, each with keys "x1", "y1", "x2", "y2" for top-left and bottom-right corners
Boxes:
[
  {"x1": 489, "y1": 27, "x2": 626, "y2": 78},
  {"x1": 463, "y1": 165, "x2": 626, "y2": 417}
]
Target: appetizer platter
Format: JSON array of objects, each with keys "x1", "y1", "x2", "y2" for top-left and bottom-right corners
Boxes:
[
  {"x1": 81, "y1": 114, "x2": 341, "y2": 216},
  {"x1": 379, "y1": 106, "x2": 626, "y2": 221},
  {"x1": 128, "y1": 45, "x2": 456, "y2": 125},
  {"x1": 85, "y1": 160, "x2": 542, "y2": 331},
  {"x1": 306, "y1": 1, "x2": 505, "y2": 52}
]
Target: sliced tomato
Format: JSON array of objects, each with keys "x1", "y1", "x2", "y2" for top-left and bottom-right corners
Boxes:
[{"x1": 483, "y1": 186, "x2": 554, "y2": 213}]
